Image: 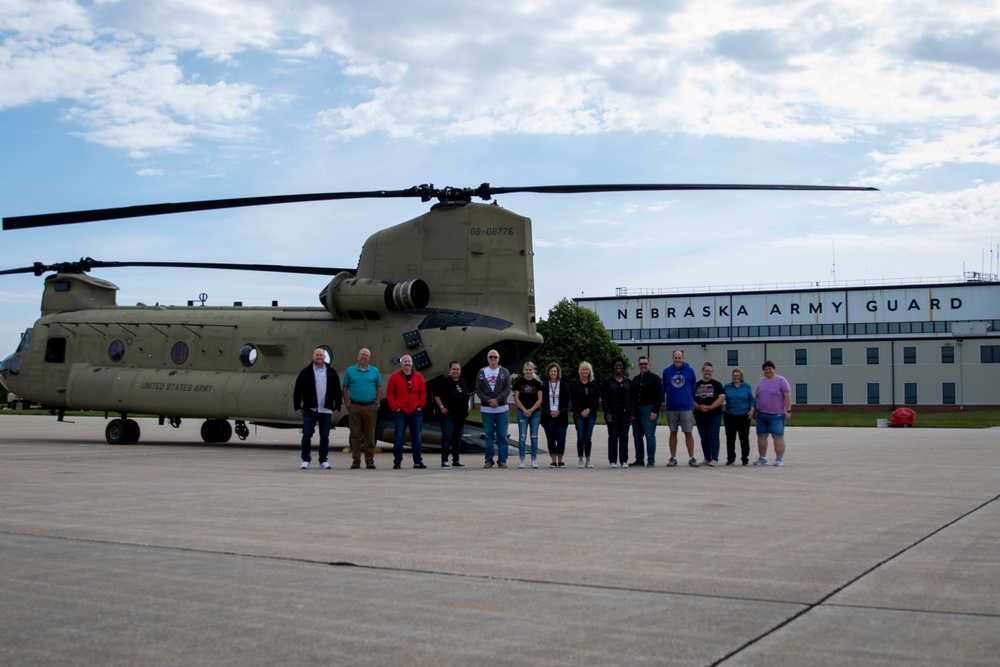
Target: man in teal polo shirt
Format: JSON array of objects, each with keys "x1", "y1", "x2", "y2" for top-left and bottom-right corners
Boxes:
[{"x1": 342, "y1": 347, "x2": 383, "y2": 469}]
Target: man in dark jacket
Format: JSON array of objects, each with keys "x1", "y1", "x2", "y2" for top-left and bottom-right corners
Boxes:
[
  {"x1": 294, "y1": 348, "x2": 343, "y2": 469},
  {"x1": 630, "y1": 355, "x2": 664, "y2": 466}
]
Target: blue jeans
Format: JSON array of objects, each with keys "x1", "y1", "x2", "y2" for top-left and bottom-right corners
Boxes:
[
  {"x1": 482, "y1": 410, "x2": 509, "y2": 464},
  {"x1": 393, "y1": 410, "x2": 423, "y2": 466},
  {"x1": 631, "y1": 405, "x2": 658, "y2": 464},
  {"x1": 695, "y1": 412, "x2": 722, "y2": 461},
  {"x1": 606, "y1": 412, "x2": 630, "y2": 464},
  {"x1": 440, "y1": 415, "x2": 465, "y2": 463},
  {"x1": 301, "y1": 410, "x2": 332, "y2": 463},
  {"x1": 517, "y1": 410, "x2": 541, "y2": 459},
  {"x1": 573, "y1": 410, "x2": 597, "y2": 458}
]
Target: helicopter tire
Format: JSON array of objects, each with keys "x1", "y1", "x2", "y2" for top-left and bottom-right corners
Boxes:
[
  {"x1": 200, "y1": 419, "x2": 233, "y2": 443},
  {"x1": 122, "y1": 419, "x2": 141, "y2": 444},
  {"x1": 105, "y1": 419, "x2": 126, "y2": 445}
]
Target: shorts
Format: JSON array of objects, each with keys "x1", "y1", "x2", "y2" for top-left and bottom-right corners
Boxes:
[
  {"x1": 755, "y1": 412, "x2": 786, "y2": 437},
  {"x1": 666, "y1": 410, "x2": 693, "y2": 433}
]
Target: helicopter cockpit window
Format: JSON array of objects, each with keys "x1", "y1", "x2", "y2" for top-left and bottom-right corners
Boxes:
[
  {"x1": 238, "y1": 344, "x2": 258, "y2": 367},
  {"x1": 54, "y1": 280, "x2": 71, "y2": 293},
  {"x1": 171, "y1": 341, "x2": 189, "y2": 365},
  {"x1": 16, "y1": 330, "x2": 32, "y2": 354},
  {"x1": 318, "y1": 345, "x2": 333, "y2": 364},
  {"x1": 108, "y1": 340, "x2": 125, "y2": 363}
]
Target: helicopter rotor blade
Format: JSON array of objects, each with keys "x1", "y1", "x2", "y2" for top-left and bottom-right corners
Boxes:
[
  {"x1": 0, "y1": 258, "x2": 355, "y2": 277},
  {"x1": 3, "y1": 182, "x2": 878, "y2": 231}
]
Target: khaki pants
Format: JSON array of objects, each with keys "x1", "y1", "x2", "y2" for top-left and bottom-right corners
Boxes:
[{"x1": 348, "y1": 403, "x2": 379, "y2": 464}]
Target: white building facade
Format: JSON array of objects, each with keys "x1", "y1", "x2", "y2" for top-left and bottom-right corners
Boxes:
[{"x1": 576, "y1": 280, "x2": 1000, "y2": 409}]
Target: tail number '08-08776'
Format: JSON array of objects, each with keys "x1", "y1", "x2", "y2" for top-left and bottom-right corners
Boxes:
[{"x1": 470, "y1": 226, "x2": 515, "y2": 237}]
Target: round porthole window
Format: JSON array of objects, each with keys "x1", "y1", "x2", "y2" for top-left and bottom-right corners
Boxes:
[
  {"x1": 318, "y1": 345, "x2": 333, "y2": 364},
  {"x1": 171, "y1": 341, "x2": 189, "y2": 365},
  {"x1": 238, "y1": 343, "x2": 258, "y2": 367},
  {"x1": 109, "y1": 340, "x2": 125, "y2": 362}
]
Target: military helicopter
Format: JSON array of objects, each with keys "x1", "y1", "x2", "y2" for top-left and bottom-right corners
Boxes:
[{"x1": 0, "y1": 182, "x2": 875, "y2": 445}]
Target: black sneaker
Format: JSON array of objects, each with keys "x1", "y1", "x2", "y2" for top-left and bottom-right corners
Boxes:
[
  {"x1": 366, "y1": 463, "x2": 376, "y2": 469},
  {"x1": 351, "y1": 462, "x2": 361, "y2": 469},
  {"x1": 392, "y1": 464, "x2": 401, "y2": 469},
  {"x1": 414, "y1": 462, "x2": 427, "y2": 469},
  {"x1": 629, "y1": 461, "x2": 645, "y2": 467}
]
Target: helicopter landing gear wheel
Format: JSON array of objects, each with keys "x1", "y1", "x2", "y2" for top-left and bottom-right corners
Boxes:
[
  {"x1": 106, "y1": 419, "x2": 125, "y2": 444},
  {"x1": 234, "y1": 420, "x2": 249, "y2": 441},
  {"x1": 123, "y1": 419, "x2": 141, "y2": 444},
  {"x1": 168, "y1": 416, "x2": 182, "y2": 428},
  {"x1": 201, "y1": 419, "x2": 233, "y2": 443},
  {"x1": 106, "y1": 418, "x2": 140, "y2": 444}
]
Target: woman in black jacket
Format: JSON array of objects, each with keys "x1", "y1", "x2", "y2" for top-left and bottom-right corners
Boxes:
[{"x1": 540, "y1": 362, "x2": 571, "y2": 467}]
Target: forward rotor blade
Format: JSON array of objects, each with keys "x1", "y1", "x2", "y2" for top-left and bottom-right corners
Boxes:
[
  {"x1": 3, "y1": 182, "x2": 878, "y2": 230},
  {"x1": 0, "y1": 258, "x2": 355, "y2": 277}
]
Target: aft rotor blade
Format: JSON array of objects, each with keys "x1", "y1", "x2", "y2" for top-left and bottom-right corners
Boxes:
[
  {"x1": 2, "y1": 189, "x2": 427, "y2": 230},
  {"x1": 484, "y1": 183, "x2": 879, "y2": 196},
  {"x1": 3, "y1": 182, "x2": 878, "y2": 230}
]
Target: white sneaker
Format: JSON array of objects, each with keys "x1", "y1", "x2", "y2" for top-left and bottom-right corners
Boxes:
[
  {"x1": 585, "y1": 461, "x2": 594, "y2": 468},
  {"x1": 530, "y1": 460, "x2": 539, "y2": 468},
  {"x1": 773, "y1": 458, "x2": 784, "y2": 467},
  {"x1": 609, "y1": 462, "x2": 617, "y2": 468},
  {"x1": 577, "y1": 460, "x2": 585, "y2": 468},
  {"x1": 300, "y1": 461, "x2": 310, "y2": 469},
  {"x1": 753, "y1": 457, "x2": 768, "y2": 466},
  {"x1": 319, "y1": 461, "x2": 331, "y2": 469},
  {"x1": 621, "y1": 462, "x2": 629, "y2": 468},
  {"x1": 518, "y1": 459, "x2": 526, "y2": 469}
]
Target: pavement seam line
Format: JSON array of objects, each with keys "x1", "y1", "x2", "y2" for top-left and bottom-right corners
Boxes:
[{"x1": 707, "y1": 492, "x2": 1000, "y2": 666}]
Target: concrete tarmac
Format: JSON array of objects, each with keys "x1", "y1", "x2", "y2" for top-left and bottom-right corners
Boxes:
[{"x1": 1, "y1": 414, "x2": 998, "y2": 666}]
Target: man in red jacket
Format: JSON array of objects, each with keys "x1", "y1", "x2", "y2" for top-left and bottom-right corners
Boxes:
[{"x1": 387, "y1": 354, "x2": 427, "y2": 469}]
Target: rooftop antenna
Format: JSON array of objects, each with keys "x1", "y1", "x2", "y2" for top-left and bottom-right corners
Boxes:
[{"x1": 831, "y1": 240, "x2": 837, "y2": 283}]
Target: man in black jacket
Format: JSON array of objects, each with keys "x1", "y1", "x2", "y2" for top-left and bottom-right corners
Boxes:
[
  {"x1": 294, "y1": 348, "x2": 343, "y2": 469},
  {"x1": 630, "y1": 356, "x2": 664, "y2": 466}
]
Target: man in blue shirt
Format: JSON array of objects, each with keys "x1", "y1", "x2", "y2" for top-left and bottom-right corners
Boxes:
[
  {"x1": 342, "y1": 347, "x2": 382, "y2": 469},
  {"x1": 662, "y1": 349, "x2": 698, "y2": 467}
]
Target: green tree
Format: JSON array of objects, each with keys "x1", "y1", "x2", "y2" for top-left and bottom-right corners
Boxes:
[{"x1": 534, "y1": 298, "x2": 628, "y2": 381}]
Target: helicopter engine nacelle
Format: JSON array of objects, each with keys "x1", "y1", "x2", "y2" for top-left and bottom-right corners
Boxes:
[{"x1": 319, "y1": 271, "x2": 430, "y2": 320}]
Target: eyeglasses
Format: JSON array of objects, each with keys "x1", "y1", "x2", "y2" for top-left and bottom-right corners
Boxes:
[
  {"x1": 638, "y1": 362, "x2": 649, "y2": 366},
  {"x1": 488, "y1": 355, "x2": 498, "y2": 359}
]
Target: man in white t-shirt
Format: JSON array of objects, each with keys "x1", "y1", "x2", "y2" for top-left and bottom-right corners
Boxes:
[{"x1": 475, "y1": 349, "x2": 511, "y2": 468}]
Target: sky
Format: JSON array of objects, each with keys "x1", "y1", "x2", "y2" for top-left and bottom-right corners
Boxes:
[{"x1": 2, "y1": 0, "x2": 1000, "y2": 355}]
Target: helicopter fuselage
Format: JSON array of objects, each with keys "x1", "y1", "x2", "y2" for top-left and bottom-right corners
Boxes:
[{"x1": 1, "y1": 202, "x2": 544, "y2": 443}]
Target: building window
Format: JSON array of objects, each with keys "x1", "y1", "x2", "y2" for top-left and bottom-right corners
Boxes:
[
  {"x1": 941, "y1": 346, "x2": 955, "y2": 364},
  {"x1": 904, "y1": 383, "x2": 918, "y2": 405},
  {"x1": 831, "y1": 383, "x2": 843, "y2": 405},
  {"x1": 903, "y1": 347, "x2": 916, "y2": 364},
  {"x1": 942, "y1": 383, "x2": 956, "y2": 405},
  {"x1": 795, "y1": 348, "x2": 807, "y2": 366},
  {"x1": 727, "y1": 349, "x2": 739, "y2": 366},
  {"x1": 867, "y1": 383, "x2": 880, "y2": 405},
  {"x1": 867, "y1": 347, "x2": 880, "y2": 365},
  {"x1": 981, "y1": 345, "x2": 1000, "y2": 363},
  {"x1": 830, "y1": 348, "x2": 843, "y2": 365},
  {"x1": 795, "y1": 383, "x2": 808, "y2": 405}
]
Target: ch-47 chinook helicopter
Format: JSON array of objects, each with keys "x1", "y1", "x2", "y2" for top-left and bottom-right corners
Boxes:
[{"x1": 1, "y1": 182, "x2": 875, "y2": 446}]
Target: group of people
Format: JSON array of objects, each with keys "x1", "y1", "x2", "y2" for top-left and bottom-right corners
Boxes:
[{"x1": 292, "y1": 347, "x2": 792, "y2": 470}]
